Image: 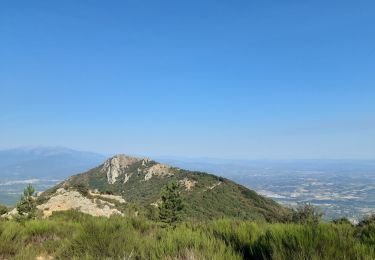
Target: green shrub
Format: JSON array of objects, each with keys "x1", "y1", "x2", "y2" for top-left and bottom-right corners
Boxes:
[
  {"x1": 36, "y1": 195, "x2": 49, "y2": 205},
  {"x1": 0, "y1": 204, "x2": 8, "y2": 215},
  {"x1": 358, "y1": 214, "x2": 375, "y2": 227},
  {"x1": 0, "y1": 211, "x2": 374, "y2": 259},
  {"x1": 356, "y1": 215, "x2": 375, "y2": 246},
  {"x1": 292, "y1": 203, "x2": 322, "y2": 225},
  {"x1": 331, "y1": 217, "x2": 353, "y2": 225},
  {"x1": 72, "y1": 183, "x2": 89, "y2": 196}
]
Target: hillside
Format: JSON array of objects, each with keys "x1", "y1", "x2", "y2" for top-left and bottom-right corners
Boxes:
[{"x1": 39, "y1": 155, "x2": 290, "y2": 222}]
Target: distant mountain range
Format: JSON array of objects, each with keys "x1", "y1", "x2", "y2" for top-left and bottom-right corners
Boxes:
[{"x1": 0, "y1": 146, "x2": 106, "y2": 180}]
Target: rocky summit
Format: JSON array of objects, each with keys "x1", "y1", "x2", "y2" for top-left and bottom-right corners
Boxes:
[{"x1": 38, "y1": 154, "x2": 291, "y2": 221}]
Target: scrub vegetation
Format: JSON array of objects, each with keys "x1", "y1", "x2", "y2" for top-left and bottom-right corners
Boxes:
[{"x1": 0, "y1": 210, "x2": 374, "y2": 260}]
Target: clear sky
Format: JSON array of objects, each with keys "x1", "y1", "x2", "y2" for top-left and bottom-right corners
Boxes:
[{"x1": 1, "y1": 1, "x2": 374, "y2": 159}]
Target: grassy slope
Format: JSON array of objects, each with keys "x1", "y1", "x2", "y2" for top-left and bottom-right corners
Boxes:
[
  {"x1": 51, "y1": 160, "x2": 290, "y2": 222},
  {"x1": 0, "y1": 211, "x2": 374, "y2": 260}
]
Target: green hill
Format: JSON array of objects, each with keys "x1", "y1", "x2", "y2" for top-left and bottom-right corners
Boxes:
[{"x1": 40, "y1": 155, "x2": 290, "y2": 222}]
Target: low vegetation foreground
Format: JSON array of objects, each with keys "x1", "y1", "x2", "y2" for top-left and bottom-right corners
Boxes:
[{"x1": 0, "y1": 211, "x2": 374, "y2": 259}]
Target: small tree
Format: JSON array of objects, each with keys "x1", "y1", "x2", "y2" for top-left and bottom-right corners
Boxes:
[
  {"x1": 292, "y1": 203, "x2": 322, "y2": 225},
  {"x1": 17, "y1": 184, "x2": 37, "y2": 219},
  {"x1": 159, "y1": 180, "x2": 183, "y2": 225}
]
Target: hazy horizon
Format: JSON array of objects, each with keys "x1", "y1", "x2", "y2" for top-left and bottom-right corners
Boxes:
[{"x1": 1, "y1": 145, "x2": 375, "y2": 162}]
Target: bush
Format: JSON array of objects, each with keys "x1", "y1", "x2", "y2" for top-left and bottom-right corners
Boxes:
[
  {"x1": 331, "y1": 217, "x2": 353, "y2": 225},
  {"x1": 356, "y1": 214, "x2": 375, "y2": 246},
  {"x1": 73, "y1": 183, "x2": 89, "y2": 196},
  {"x1": 292, "y1": 203, "x2": 322, "y2": 225},
  {"x1": 104, "y1": 189, "x2": 114, "y2": 195},
  {"x1": 357, "y1": 214, "x2": 375, "y2": 227},
  {"x1": 0, "y1": 204, "x2": 8, "y2": 215}
]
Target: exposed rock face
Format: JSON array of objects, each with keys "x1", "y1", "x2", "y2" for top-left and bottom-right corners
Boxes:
[
  {"x1": 124, "y1": 173, "x2": 132, "y2": 184},
  {"x1": 89, "y1": 190, "x2": 126, "y2": 204},
  {"x1": 205, "y1": 182, "x2": 222, "y2": 191},
  {"x1": 101, "y1": 155, "x2": 140, "y2": 184},
  {"x1": 37, "y1": 188, "x2": 123, "y2": 218},
  {"x1": 142, "y1": 158, "x2": 150, "y2": 166},
  {"x1": 1, "y1": 207, "x2": 19, "y2": 220},
  {"x1": 144, "y1": 163, "x2": 173, "y2": 181},
  {"x1": 179, "y1": 178, "x2": 197, "y2": 191},
  {"x1": 150, "y1": 200, "x2": 161, "y2": 208}
]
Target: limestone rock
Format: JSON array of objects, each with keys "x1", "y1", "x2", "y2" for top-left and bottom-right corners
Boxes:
[
  {"x1": 179, "y1": 178, "x2": 197, "y2": 191},
  {"x1": 142, "y1": 158, "x2": 150, "y2": 167},
  {"x1": 124, "y1": 173, "x2": 132, "y2": 184},
  {"x1": 204, "y1": 182, "x2": 222, "y2": 192},
  {"x1": 1, "y1": 207, "x2": 19, "y2": 220},
  {"x1": 37, "y1": 188, "x2": 123, "y2": 218},
  {"x1": 144, "y1": 163, "x2": 173, "y2": 181},
  {"x1": 89, "y1": 190, "x2": 126, "y2": 204},
  {"x1": 101, "y1": 155, "x2": 140, "y2": 184}
]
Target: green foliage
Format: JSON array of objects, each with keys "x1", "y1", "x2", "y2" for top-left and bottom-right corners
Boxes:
[
  {"x1": 35, "y1": 195, "x2": 48, "y2": 205},
  {"x1": 0, "y1": 212, "x2": 374, "y2": 260},
  {"x1": 72, "y1": 183, "x2": 89, "y2": 196},
  {"x1": 159, "y1": 181, "x2": 184, "y2": 225},
  {"x1": 356, "y1": 214, "x2": 375, "y2": 246},
  {"x1": 0, "y1": 204, "x2": 8, "y2": 215},
  {"x1": 145, "y1": 204, "x2": 159, "y2": 221},
  {"x1": 16, "y1": 184, "x2": 37, "y2": 220},
  {"x1": 331, "y1": 217, "x2": 353, "y2": 225},
  {"x1": 292, "y1": 203, "x2": 322, "y2": 225},
  {"x1": 357, "y1": 214, "x2": 375, "y2": 227}
]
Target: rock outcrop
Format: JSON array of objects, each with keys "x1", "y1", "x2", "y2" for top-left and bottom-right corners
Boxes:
[
  {"x1": 89, "y1": 190, "x2": 126, "y2": 203},
  {"x1": 144, "y1": 163, "x2": 173, "y2": 181},
  {"x1": 179, "y1": 178, "x2": 197, "y2": 191},
  {"x1": 1, "y1": 207, "x2": 19, "y2": 220},
  {"x1": 37, "y1": 188, "x2": 123, "y2": 218},
  {"x1": 204, "y1": 182, "x2": 222, "y2": 192},
  {"x1": 101, "y1": 155, "x2": 140, "y2": 184}
]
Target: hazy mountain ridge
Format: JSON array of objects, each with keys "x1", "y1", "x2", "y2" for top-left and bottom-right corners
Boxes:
[
  {"x1": 0, "y1": 146, "x2": 105, "y2": 179},
  {"x1": 0, "y1": 147, "x2": 106, "y2": 206}
]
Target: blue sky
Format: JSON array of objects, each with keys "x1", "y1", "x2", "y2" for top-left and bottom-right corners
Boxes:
[{"x1": 1, "y1": 1, "x2": 374, "y2": 159}]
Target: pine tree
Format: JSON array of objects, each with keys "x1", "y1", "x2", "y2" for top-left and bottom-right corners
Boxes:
[
  {"x1": 159, "y1": 180, "x2": 183, "y2": 225},
  {"x1": 17, "y1": 184, "x2": 37, "y2": 219}
]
